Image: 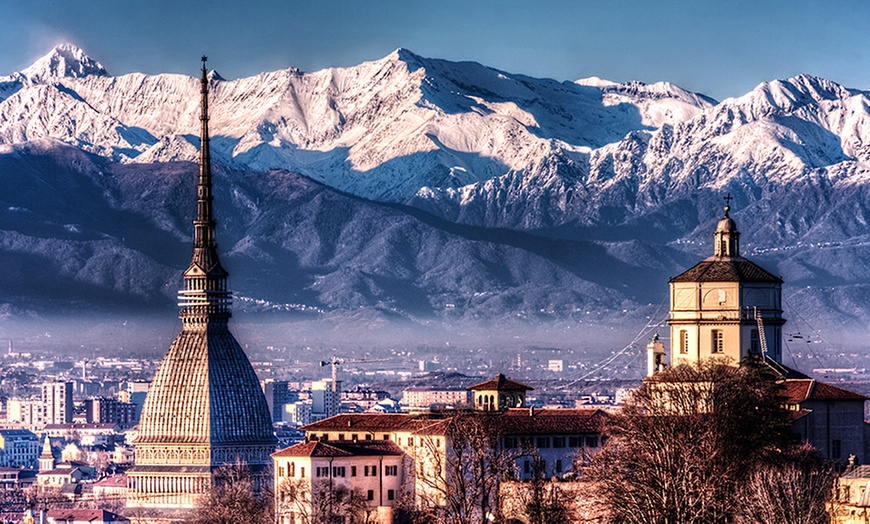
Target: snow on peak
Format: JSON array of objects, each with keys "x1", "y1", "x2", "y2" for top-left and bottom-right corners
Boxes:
[
  {"x1": 575, "y1": 76, "x2": 619, "y2": 88},
  {"x1": 20, "y1": 44, "x2": 108, "y2": 83}
]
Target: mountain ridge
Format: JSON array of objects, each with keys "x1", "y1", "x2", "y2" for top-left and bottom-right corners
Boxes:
[{"x1": 2, "y1": 46, "x2": 870, "y2": 332}]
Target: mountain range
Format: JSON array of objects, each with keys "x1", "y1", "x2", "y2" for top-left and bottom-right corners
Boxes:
[{"x1": 2, "y1": 44, "x2": 870, "y2": 337}]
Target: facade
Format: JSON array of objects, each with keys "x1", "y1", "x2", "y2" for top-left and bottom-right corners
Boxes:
[
  {"x1": 263, "y1": 381, "x2": 299, "y2": 423},
  {"x1": 126, "y1": 58, "x2": 276, "y2": 512},
  {"x1": 298, "y1": 405, "x2": 607, "y2": 512},
  {"x1": 401, "y1": 386, "x2": 471, "y2": 410},
  {"x1": 0, "y1": 429, "x2": 39, "y2": 468},
  {"x1": 311, "y1": 379, "x2": 342, "y2": 421},
  {"x1": 833, "y1": 464, "x2": 870, "y2": 524},
  {"x1": 42, "y1": 382, "x2": 74, "y2": 425},
  {"x1": 85, "y1": 398, "x2": 137, "y2": 429},
  {"x1": 273, "y1": 440, "x2": 407, "y2": 524},
  {"x1": 782, "y1": 378, "x2": 868, "y2": 463},
  {"x1": 6, "y1": 399, "x2": 43, "y2": 428},
  {"x1": 665, "y1": 200, "x2": 784, "y2": 370}
]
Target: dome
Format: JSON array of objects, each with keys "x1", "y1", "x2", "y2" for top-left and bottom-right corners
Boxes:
[
  {"x1": 136, "y1": 329, "x2": 275, "y2": 445},
  {"x1": 716, "y1": 215, "x2": 737, "y2": 233}
]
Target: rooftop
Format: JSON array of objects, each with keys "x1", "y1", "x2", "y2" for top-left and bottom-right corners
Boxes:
[
  {"x1": 670, "y1": 257, "x2": 782, "y2": 284},
  {"x1": 468, "y1": 374, "x2": 533, "y2": 392}
]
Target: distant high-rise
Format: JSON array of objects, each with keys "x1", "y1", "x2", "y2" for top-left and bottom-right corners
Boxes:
[
  {"x1": 41, "y1": 382, "x2": 73, "y2": 425},
  {"x1": 127, "y1": 57, "x2": 275, "y2": 512}
]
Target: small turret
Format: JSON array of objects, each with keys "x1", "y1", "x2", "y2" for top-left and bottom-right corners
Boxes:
[
  {"x1": 647, "y1": 334, "x2": 666, "y2": 376},
  {"x1": 713, "y1": 194, "x2": 739, "y2": 257},
  {"x1": 39, "y1": 436, "x2": 55, "y2": 471}
]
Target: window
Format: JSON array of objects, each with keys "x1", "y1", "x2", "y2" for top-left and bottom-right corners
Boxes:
[
  {"x1": 712, "y1": 330, "x2": 724, "y2": 354},
  {"x1": 387, "y1": 489, "x2": 395, "y2": 501},
  {"x1": 536, "y1": 437, "x2": 550, "y2": 448},
  {"x1": 289, "y1": 463, "x2": 295, "y2": 477},
  {"x1": 316, "y1": 467, "x2": 330, "y2": 478},
  {"x1": 680, "y1": 330, "x2": 689, "y2": 354},
  {"x1": 553, "y1": 437, "x2": 565, "y2": 448},
  {"x1": 332, "y1": 466, "x2": 345, "y2": 477},
  {"x1": 524, "y1": 461, "x2": 531, "y2": 474},
  {"x1": 385, "y1": 465, "x2": 398, "y2": 476},
  {"x1": 300, "y1": 467, "x2": 305, "y2": 478},
  {"x1": 365, "y1": 434, "x2": 372, "y2": 440},
  {"x1": 832, "y1": 439, "x2": 842, "y2": 459},
  {"x1": 408, "y1": 437, "x2": 414, "y2": 446},
  {"x1": 555, "y1": 460, "x2": 563, "y2": 473},
  {"x1": 351, "y1": 466, "x2": 357, "y2": 477},
  {"x1": 383, "y1": 434, "x2": 390, "y2": 440},
  {"x1": 503, "y1": 437, "x2": 516, "y2": 449},
  {"x1": 352, "y1": 434, "x2": 358, "y2": 441},
  {"x1": 278, "y1": 466, "x2": 285, "y2": 477},
  {"x1": 364, "y1": 465, "x2": 378, "y2": 476},
  {"x1": 585, "y1": 436, "x2": 598, "y2": 448},
  {"x1": 750, "y1": 329, "x2": 759, "y2": 353},
  {"x1": 569, "y1": 436, "x2": 580, "y2": 448},
  {"x1": 367, "y1": 490, "x2": 374, "y2": 501},
  {"x1": 338, "y1": 433, "x2": 345, "y2": 441}
]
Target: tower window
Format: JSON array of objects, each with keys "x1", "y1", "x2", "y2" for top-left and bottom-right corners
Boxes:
[
  {"x1": 712, "y1": 330, "x2": 724, "y2": 353},
  {"x1": 750, "y1": 329, "x2": 759, "y2": 353},
  {"x1": 679, "y1": 330, "x2": 689, "y2": 354}
]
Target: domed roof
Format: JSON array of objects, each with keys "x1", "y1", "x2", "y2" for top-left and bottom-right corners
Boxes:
[
  {"x1": 716, "y1": 215, "x2": 737, "y2": 233},
  {"x1": 136, "y1": 329, "x2": 275, "y2": 445}
]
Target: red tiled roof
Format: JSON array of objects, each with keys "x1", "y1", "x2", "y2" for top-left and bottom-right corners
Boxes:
[
  {"x1": 272, "y1": 440, "x2": 404, "y2": 458},
  {"x1": 468, "y1": 374, "x2": 533, "y2": 392},
  {"x1": 497, "y1": 408, "x2": 608, "y2": 435},
  {"x1": 780, "y1": 379, "x2": 868, "y2": 403},
  {"x1": 670, "y1": 257, "x2": 782, "y2": 283},
  {"x1": 92, "y1": 475, "x2": 127, "y2": 488},
  {"x1": 302, "y1": 413, "x2": 446, "y2": 433}
]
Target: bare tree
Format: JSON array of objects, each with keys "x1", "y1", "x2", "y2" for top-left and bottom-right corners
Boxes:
[
  {"x1": 735, "y1": 444, "x2": 836, "y2": 524},
  {"x1": 190, "y1": 464, "x2": 272, "y2": 524},
  {"x1": 275, "y1": 477, "x2": 372, "y2": 524},
  {"x1": 588, "y1": 358, "x2": 799, "y2": 524},
  {"x1": 413, "y1": 411, "x2": 517, "y2": 524},
  {"x1": 520, "y1": 451, "x2": 572, "y2": 524}
]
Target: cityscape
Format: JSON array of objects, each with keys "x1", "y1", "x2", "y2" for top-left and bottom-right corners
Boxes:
[{"x1": 2, "y1": 2, "x2": 870, "y2": 523}]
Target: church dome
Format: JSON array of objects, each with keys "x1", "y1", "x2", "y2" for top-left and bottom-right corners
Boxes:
[{"x1": 716, "y1": 215, "x2": 737, "y2": 233}]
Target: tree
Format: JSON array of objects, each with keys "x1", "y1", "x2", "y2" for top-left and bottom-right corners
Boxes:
[
  {"x1": 735, "y1": 444, "x2": 836, "y2": 524},
  {"x1": 275, "y1": 476, "x2": 374, "y2": 524},
  {"x1": 190, "y1": 465, "x2": 272, "y2": 524},
  {"x1": 588, "y1": 358, "x2": 803, "y2": 524},
  {"x1": 413, "y1": 411, "x2": 518, "y2": 524},
  {"x1": 521, "y1": 451, "x2": 572, "y2": 524}
]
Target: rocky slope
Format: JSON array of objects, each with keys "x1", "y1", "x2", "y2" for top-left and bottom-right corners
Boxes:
[{"x1": 2, "y1": 45, "x2": 870, "y2": 330}]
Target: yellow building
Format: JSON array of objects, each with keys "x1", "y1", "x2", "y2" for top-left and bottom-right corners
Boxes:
[{"x1": 664, "y1": 198, "x2": 784, "y2": 372}]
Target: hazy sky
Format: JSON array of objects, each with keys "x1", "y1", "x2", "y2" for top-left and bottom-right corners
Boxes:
[{"x1": 1, "y1": 0, "x2": 868, "y2": 102}]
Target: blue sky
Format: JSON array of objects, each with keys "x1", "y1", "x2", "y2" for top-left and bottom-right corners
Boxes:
[{"x1": 1, "y1": 0, "x2": 868, "y2": 101}]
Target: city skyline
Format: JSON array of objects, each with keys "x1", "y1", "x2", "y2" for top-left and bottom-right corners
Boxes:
[{"x1": 1, "y1": 1, "x2": 869, "y2": 102}]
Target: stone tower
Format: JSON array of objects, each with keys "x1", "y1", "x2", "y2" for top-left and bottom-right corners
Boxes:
[
  {"x1": 127, "y1": 57, "x2": 275, "y2": 511},
  {"x1": 661, "y1": 196, "x2": 785, "y2": 373}
]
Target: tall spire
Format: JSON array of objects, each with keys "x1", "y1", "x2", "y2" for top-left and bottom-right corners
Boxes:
[
  {"x1": 178, "y1": 56, "x2": 230, "y2": 327},
  {"x1": 713, "y1": 193, "x2": 740, "y2": 257}
]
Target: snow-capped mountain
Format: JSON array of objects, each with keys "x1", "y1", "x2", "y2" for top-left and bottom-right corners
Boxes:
[{"x1": 3, "y1": 45, "x2": 870, "y2": 331}]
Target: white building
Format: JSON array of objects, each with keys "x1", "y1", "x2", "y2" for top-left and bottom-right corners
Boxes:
[
  {"x1": 273, "y1": 440, "x2": 407, "y2": 524},
  {"x1": 42, "y1": 382, "x2": 73, "y2": 425},
  {"x1": 0, "y1": 429, "x2": 39, "y2": 468}
]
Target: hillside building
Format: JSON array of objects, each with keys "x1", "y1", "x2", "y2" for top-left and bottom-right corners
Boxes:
[
  {"x1": 126, "y1": 58, "x2": 275, "y2": 514},
  {"x1": 665, "y1": 197, "x2": 784, "y2": 369},
  {"x1": 651, "y1": 196, "x2": 868, "y2": 464}
]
